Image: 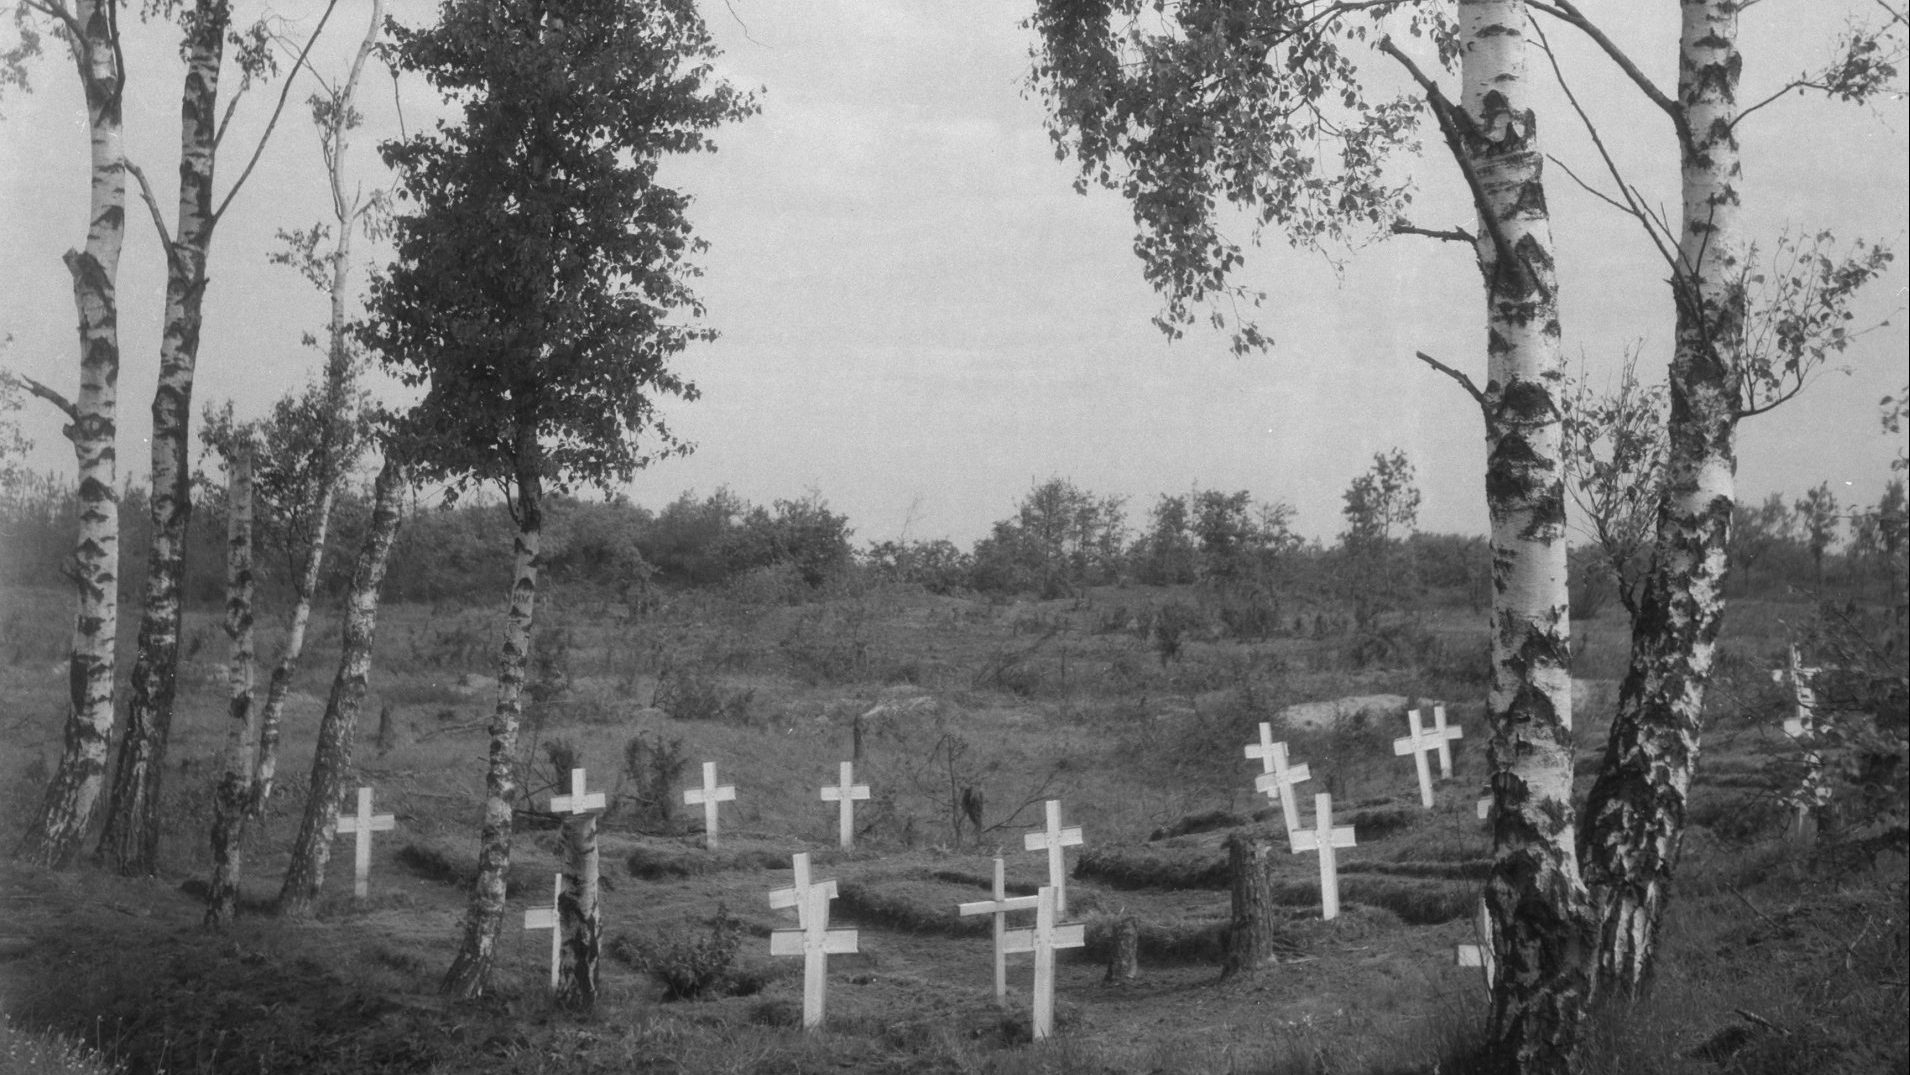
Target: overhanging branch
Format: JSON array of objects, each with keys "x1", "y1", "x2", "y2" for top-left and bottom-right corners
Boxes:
[{"x1": 1415, "y1": 350, "x2": 1488, "y2": 412}]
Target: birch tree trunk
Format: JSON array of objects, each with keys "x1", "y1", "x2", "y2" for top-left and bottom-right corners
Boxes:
[
  {"x1": 1580, "y1": 0, "x2": 1745, "y2": 998},
  {"x1": 1458, "y1": 3, "x2": 1593, "y2": 1069},
  {"x1": 253, "y1": 0, "x2": 386, "y2": 814},
  {"x1": 99, "y1": 0, "x2": 229, "y2": 875},
  {"x1": 206, "y1": 448, "x2": 256, "y2": 927},
  {"x1": 279, "y1": 454, "x2": 408, "y2": 916},
  {"x1": 443, "y1": 456, "x2": 544, "y2": 998},
  {"x1": 15, "y1": 0, "x2": 126, "y2": 869},
  {"x1": 555, "y1": 812, "x2": 601, "y2": 1009}
]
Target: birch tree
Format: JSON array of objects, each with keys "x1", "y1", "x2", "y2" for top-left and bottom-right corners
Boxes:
[
  {"x1": 1029, "y1": 4, "x2": 1591, "y2": 1067},
  {"x1": 6, "y1": 0, "x2": 128, "y2": 868},
  {"x1": 358, "y1": 0, "x2": 752, "y2": 1000},
  {"x1": 1531, "y1": 0, "x2": 1903, "y2": 996},
  {"x1": 97, "y1": 0, "x2": 339, "y2": 875},
  {"x1": 204, "y1": 442, "x2": 254, "y2": 927}
]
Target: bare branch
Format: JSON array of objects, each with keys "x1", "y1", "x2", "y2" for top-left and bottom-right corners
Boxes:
[
  {"x1": 124, "y1": 160, "x2": 181, "y2": 265},
  {"x1": 1391, "y1": 220, "x2": 1476, "y2": 245},
  {"x1": 1414, "y1": 350, "x2": 1488, "y2": 411},
  {"x1": 1539, "y1": 0, "x2": 1687, "y2": 145},
  {"x1": 211, "y1": 0, "x2": 342, "y2": 227},
  {"x1": 7, "y1": 371, "x2": 81, "y2": 426}
]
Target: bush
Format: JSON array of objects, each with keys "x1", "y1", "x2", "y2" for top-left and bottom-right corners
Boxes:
[
  {"x1": 641, "y1": 903, "x2": 748, "y2": 1001},
  {"x1": 620, "y1": 732, "x2": 688, "y2": 830}
]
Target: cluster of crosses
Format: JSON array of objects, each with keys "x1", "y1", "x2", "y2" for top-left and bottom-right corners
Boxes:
[{"x1": 319, "y1": 703, "x2": 1491, "y2": 1034}]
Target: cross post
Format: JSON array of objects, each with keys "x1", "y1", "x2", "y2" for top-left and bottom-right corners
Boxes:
[
  {"x1": 1252, "y1": 741, "x2": 1312, "y2": 833},
  {"x1": 770, "y1": 851, "x2": 839, "y2": 926},
  {"x1": 819, "y1": 760, "x2": 870, "y2": 850},
  {"x1": 1393, "y1": 707, "x2": 1461, "y2": 809},
  {"x1": 999, "y1": 884, "x2": 1084, "y2": 1041},
  {"x1": 1288, "y1": 792, "x2": 1357, "y2": 920},
  {"x1": 1023, "y1": 799, "x2": 1083, "y2": 919},
  {"x1": 523, "y1": 873, "x2": 562, "y2": 992},
  {"x1": 683, "y1": 761, "x2": 738, "y2": 848},
  {"x1": 958, "y1": 855, "x2": 1039, "y2": 1004},
  {"x1": 550, "y1": 767, "x2": 606, "y2": 815},
  {"x1": 335, "y1": 785, "x2": 395, "y2": 899},
  {"x1": 769, "y1": 872, "x2": 858, "y2": 1029}
]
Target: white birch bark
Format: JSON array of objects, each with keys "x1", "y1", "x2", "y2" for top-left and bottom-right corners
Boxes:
[
  {"x1": 205, "y1": 448, "x2": 256, "y2": 927},
  {"x1": 278, "y1": 453, "x2": 408, "y2": 915},
  {"x1": 99, "y1": 0, "x2": 229, "y2": 875},
  {"x1": 15, "y1": 0, "x2": 126, "y2": 869},
  {"x1": 1458, "y1": 2, "x2": 1593, "y2": 1069},
  {"x1": 1581, "y1": 0, "x2": 1745, "y2": 997}
]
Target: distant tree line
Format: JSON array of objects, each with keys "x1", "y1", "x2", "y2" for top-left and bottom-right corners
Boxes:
[{"x1": 10, "y1": 462, "x2": 1894, "y2": 620}]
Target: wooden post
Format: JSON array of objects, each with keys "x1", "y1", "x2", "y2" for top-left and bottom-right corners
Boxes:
[
  {"x1": 523, "y1": 873, "x2": 562, "y2": 993},
  {"x1": 958, "y1": 855, "x2": 1039, "y2": 1005},
  {"x1": 1252, "y1": 741, "x2": 1312, "y2": 834},
  {"x1": 549, "y1": 767, "x2": 604, "y2": 1008},
  {"x1": 683, "y1": 761, "x2": 737, "y2": 848},
  {"x1": 334, "y1": 786, "x2": 395, "y2": 899},
  {"x1": 1288, "y1": 792, "x2": 1356, "y2": 920},
  {"x1": 1223, "y1": 831, "x2": 1283, "y2": 976},
  {"x1": 769, "y1": 865, "x2": 858, "y2": 1029},
  {"x1": 1781, "y1": 644, "x2": 1825, "y2": 843},
  {"x1": 819, "y1": 761, "x2": 871, "y2": 850},
  {"x1": 1023, "y1": 799, "x2": 1083, "y2": 919},
  {"x1": 1105, "y1": 915, "x2": 1140, "y2": 982},
  {"x1": 1000, "y1": 885, "x2": 1084, "y2": 1041},
  {"x1": 1392, "y1": 707, "x2": 1461, "y2": 809}
]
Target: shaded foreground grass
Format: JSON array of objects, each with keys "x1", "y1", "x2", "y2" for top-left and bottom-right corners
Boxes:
[{"x1": 1, "y1": 582, "x2": 1902, "y2": 1073}]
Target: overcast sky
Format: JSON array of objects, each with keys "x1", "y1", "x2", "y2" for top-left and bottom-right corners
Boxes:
[{"x1": 2, "y1": 1, "x2": 1905, "y2": 549}]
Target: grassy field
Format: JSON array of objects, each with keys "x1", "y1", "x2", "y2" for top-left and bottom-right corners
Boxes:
[{"x1": 0, "y1": 577, "x2": 1902, "y2": 1074}]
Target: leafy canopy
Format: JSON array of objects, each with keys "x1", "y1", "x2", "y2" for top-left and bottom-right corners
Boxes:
[
  {"x1": 1027, "y1": 0, "x2": 1448, "y2": 353},
  {"x1": 362, "y1": 0, "x2": 755, "y2": 495}
]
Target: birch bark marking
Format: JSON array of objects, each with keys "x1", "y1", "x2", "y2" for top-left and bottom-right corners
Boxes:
[
  {"x1": 254, "y1": 0, "x2": 387, "y2": 812},
  {"x1": 17, "y1": 0, "x2": 126, "y2": 868},
  {"x1": 100, "y1": 0, "x2": 230, "y2": 876},
  {"x1": 279, "y1": 454, "x2": 408, "y2": 916},
  {"x1": 1580, "y1": 0, "x2": 1745, "y2": 998},
  {"x1": 443, "y1": 459, "x2": 543, "y2": 998},
  {"x1": 206, "y1": 448, "x2": 256, "y2": 927},
  {"x1": 1458, "y1": 2, "x2": 1592, "y2": 1068}
]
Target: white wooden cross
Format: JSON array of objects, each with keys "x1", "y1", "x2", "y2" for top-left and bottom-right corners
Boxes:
[
  {"x1": 769, "y1": 871, "x2": 858, "y2": 1029},
  {"x1": 549, "y1": 767, "x2": 606, "y2": 815},
  {"x1": 683, "y1": 761, "x2": 737, "y2": 848},
  {"x1": 1393, "y1": 706, "x2": 1463, "y2": 809},
  {"x1": 1000, "y1": 884, "x2": 1084, "y2": 1041},
  {"x1": 820, "y1": 761, "x2": 871, "y2": 850},
  {"x1": 523, "y1": 873, "x2": 562, "y2": 992},
  {"x1": 1454, "y1": 898, "x2": 1497, "y2": 989},
  {"x1": 1429, "y1": 705, "x2": 1460, "y2": 777},
  {"x1": 1252, "y1": 741, "x2": 1312, "y2": 833},
  {"x1": 1023, "y1": 799, "x2": 1083, "y2": 919},
  {"x1": 334, "y1": 785, "x2": 395, "y2": 899},
  {"x1": 769, "y1": 851, "x2": 839, "y2": 926},
  {"x1": 958, "y1": 855, "x2": 1040, "y2": 1004},
  {"x1": 1243, "y1": 721, "x2": 1280, "y2": 773},
  {"x1": 1288, "y1": 791, "x2": 1357, "y2": 920}
]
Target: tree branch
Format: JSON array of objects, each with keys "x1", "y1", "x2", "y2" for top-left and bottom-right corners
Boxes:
[
  {"x1": 1391, "y1": 220, "x2": 1476, "y2": 245},
  {"x1": 1377, "y1": 36, "x2": 1520, "y2": 273},
  {"x1": 8, "y1": 372, "x2": 81, "y2": 433},
  {"x1": 123, "y1": 160, "x2": 181, "y2": 266},
  {"x1": 211, "y1": 0, "x2": 341, "y2": 227},
  {"x1": 1537, "y1": 0, "x2": 1688, "y2": 147},
  {"x1": 1415, "y1": 351, "x2": 1488, "y2": 411}
]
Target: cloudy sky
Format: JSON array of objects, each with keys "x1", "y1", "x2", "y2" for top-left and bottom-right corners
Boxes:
[{"x1": 2, "y1": 1, "x2": 1905, "y2": 548}]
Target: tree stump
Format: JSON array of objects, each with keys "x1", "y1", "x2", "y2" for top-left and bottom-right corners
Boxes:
[
  {"x1": 1223, "y1": 831, "x2": 1283, "y2": 977},
  {"x1": 1105, "y1": 915, "x2": 1140, "y2": 982}
]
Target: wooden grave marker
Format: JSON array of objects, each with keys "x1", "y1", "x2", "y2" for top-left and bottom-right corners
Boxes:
[
  {"x1": 523, "y1": 873, "x2": 563, "y2": 992},
  {"x1": 1429, "y1": 704, "x2": 1460, "y2": 777},
  {"x1": 1393, "y1": 706, "x2": 1462, "y2": 809},
  {"x1": 1454, "y1": 898, "x2": 1497, "y2": 989},
  {"x1": 999, "y1": 884, "x2": 1084, "y2": 1041},
  {"x1": 335, "y1": 786, "x2": 396, "y2": 899},
  {"x1": 769, "y1": 851, "x2": 839, "y2": 925},
  {"x1": 1252, "y1": 741, "x2": 1312, "y2": 834},
  {"x1": 769, "y1": 861, "x2": 858, "y2": 1029},
  {"x1": 820, "y1": 761, "x2": 871, "y2": 850},
  {"x1": 683, "y1": 761, "x2": 737, "y2": 848},
  {"x1": 957, "y1": 855, "x2": 1040, "y2": 1004},
  {"x1": 1288, "y1": 792, "x2": 1357, "y2": 920},
  {"x1": 550, "y1": 766, "x2": 606, "y2": 815},
  {"x1": 1024, "y1": 799, "x2": 1083, "y2": 919}
]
